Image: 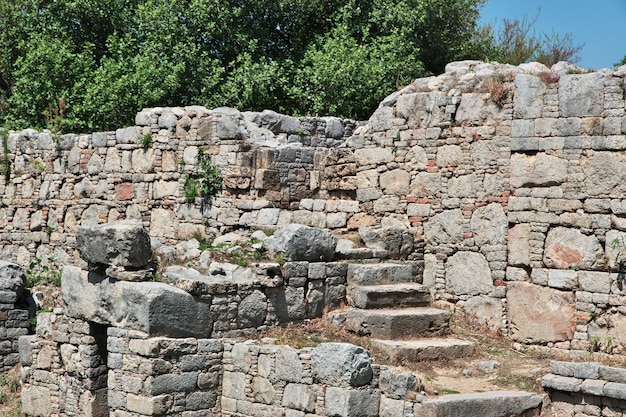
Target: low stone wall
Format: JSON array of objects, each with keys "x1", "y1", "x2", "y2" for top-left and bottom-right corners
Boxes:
[
  {"x1": 543, "y1": 361, "x2": 626, "y2": 416},
  {"x1": 0, "y1": 261, "x2": 31, "y2": 372}
]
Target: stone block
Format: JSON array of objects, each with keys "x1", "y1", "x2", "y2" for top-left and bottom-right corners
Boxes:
[
  {"x1": 581, "y1": 379, "x2": 606, "y2": 396},
  {"x1": 21, "y1": 385, "x2": 52, "y2": 417},
  {"x1": 311, "y1": 343, "x2": 373, "y2": 387},
  {"x1": 265, "y1": 224, "x2": 336, "y2": 262},
  {"x1": 62, "y1": 267, "x2": 212, "y2": 337},
  {"x1": 252, "y1": 376, "x2": 275, "y2": 404},
  {"x1": 543, "y1": 227, "x2": 603, "y2": 270},
  {"x1": 186, "y1": 391, "x2": 218, "y2": 411},
  {"x1": 507, "y1": 282, "x2": 575, "y2": 342},
  {"x1": 76, "y1": 220, "x2": 151, "y2": 267},
  {"x1": 420, "y1": 391, "x2": 542, "y2": 417},
  {"x1": 325, "y1": 387, "x2": 380, "y2": 417},
  {"x1": 559, "y1": 73, "x2": 605, "y2": 117},
  {"x1": 282, "y1": 383, "x2": 316, "y2": 412},
  {"x1": 510, "y1": 153, "x2": 567, "y2": 189},
  {"x1": 275, "y1": 347, "x2": 303, "y2": 383},
  {"x1": 445, "y1": 251, "x2": 494, "y2": 296},
  {"x1": 513, "y1": 74, "x2": 545, "y2": 119},
  {"x1": 604, "y1": 382, "x2": 626, "y2": 400},
  {"x1": 116, "y1": 126, "x2": 141, "y2": 144},
  {"x1": 221, "y1": 371, "x2": 246, "y2": 400},
  {"x1": 578, "y1": 271, "x2": 611, "y2": 293},
  {"x1": 548, "y1": 269, "x2": 578, "y2": 290},
  {"x1": 0, "y1": 261, "x2": 26, "y2": 294},
  {"x1": 126, "y1": 394, "x2": 170, "y2": 415},
  {"x1": 379, "y1": 367, "x2": 420, "y2": 399}
]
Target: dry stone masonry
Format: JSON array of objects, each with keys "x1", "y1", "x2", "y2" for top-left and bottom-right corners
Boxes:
[{"x1": 5, "y1": 59, "x2": 626, "y2": 415}]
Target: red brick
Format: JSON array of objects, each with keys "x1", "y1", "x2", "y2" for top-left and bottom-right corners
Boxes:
[{"x1": 115, "y1": 183, "x2": 135, "y2": 201}]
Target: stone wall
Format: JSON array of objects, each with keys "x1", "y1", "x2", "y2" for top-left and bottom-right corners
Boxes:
[
  {"x1": 542, "y1": 360, "x2": 626, "y2": 416},
  {"x1": 3, "y1": 60, "x2": 626, "y2": 352},
  {"x1": 0, "y1": 261, "x2": 31, "y2": 372}
]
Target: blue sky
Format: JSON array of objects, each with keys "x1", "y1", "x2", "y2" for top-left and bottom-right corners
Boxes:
[{"x1": 479, "y1": 0, "x2": 626, "y2": 70}]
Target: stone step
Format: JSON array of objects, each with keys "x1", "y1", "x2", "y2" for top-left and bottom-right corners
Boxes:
[
  {"x1": 329, "y1": 307, "x2": 450, "y2": 339},
  {"x1": 347, "y1": 283, "x2": 431, "y2": 309},
  {"x1": 347, "y1": 263, "x2": 418, "y2": 286},
  {"x1": 372, "y1": 338, "x2": 475, "y2": 362},
  {"x1": 417, "y1": 392, "x2": 543, "y2": 417}
]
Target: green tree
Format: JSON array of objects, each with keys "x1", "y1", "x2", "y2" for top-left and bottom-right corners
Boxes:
[
  {"x1": 0, "y1": 0, "x2": 496, "y2": 130},
  {"x1": 485, "y1": 14, "x2": 583, "y2": 67}
]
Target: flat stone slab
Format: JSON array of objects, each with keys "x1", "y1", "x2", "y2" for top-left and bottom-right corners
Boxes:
[
  {"x1": 330, "y1": 307, "x2": 450, "y2": 339},
  {"x1": 372, "y1": 338, "x2": 475, "y2": 362},
  {"x1": 419, "y1": 391, "x2": 543, "y2": 417},
  {"x1": 348, "y1": 283, "x2": 430, "y2": 309},
  {"x1": 347, "y1": 263, "x2": 417, "y2": 286}
]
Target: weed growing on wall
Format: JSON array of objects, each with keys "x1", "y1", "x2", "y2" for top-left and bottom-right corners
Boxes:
[
  {"x1": 183, "y1": 147, "x2": 222, "y2": 209},
  {"x1": 26, "y1": 255, "x2": 63, "y2": 287},
  {"x1": 141, "y1": 133, "x2": 153, "y2": 149}
]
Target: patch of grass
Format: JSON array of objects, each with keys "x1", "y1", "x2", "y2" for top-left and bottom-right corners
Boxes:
[
  {"x1": 492, "y1": 373, "x2": 539, "y2": 391},
  {"x1": 141, "y1": 133, "x2": 153, "y2": 149},
  {"x1": 260, "y1": 316, "x2": 371, "y2": 350},
  {"x1": 0, "y1": 366, "x2": 22, "y2": 416},
  {"x1": 438, "y1": 388, "x2": 461, "y2": 395}
]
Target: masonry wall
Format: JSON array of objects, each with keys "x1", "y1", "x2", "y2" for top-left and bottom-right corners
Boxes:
[
  {"x1": 3, "y1": 60, "x2": 626, "y2": 353},
  {"x1": 542, "y1": 360, "x2": 626, "y2": 416}
]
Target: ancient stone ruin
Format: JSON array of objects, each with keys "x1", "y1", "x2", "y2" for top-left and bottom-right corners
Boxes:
[{"x1": 3, "y1": 59, "x2": 626, "y2": 415}]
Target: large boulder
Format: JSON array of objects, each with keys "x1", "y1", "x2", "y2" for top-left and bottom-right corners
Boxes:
[
  {"x1": 311, "y1": 343, "x2": 373, "y2": 387},
  {"x1": 76, "y1": 220, "x2": 152, "y2": 267},
  {"x1": 0, "y1": 261, "x2": 26, "y2": 294},
  {"x1": 507, "y1": 282, "x2": 576, "y2": 342},
  {"x1": 62, "y1": 266, "x2": 212, "y2": 337},
  {"x1": 543, "y1": 226, "x2": 604, "y2": 270},
  {"x1": 265, "y1": 224, "x2": 336, "y2": 261}
]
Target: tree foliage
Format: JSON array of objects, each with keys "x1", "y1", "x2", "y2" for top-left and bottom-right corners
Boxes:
[
  {"x1": 485, "y1": 14, "x2": 583, "y2": 67},
  {"x1": 0, "y1": 1, "x2": 583, "y2": 131},
  {"x1": 0, "y1": 0, "x2": 494, "y2": 131}
]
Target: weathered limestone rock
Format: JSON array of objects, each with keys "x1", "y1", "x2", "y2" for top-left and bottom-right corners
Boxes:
[
  {"x1": 507, "y1": 282, "x2": 576, "y2": 342},
  {"x1": 311, "y1": 343, "x2": 373, "y2": 387},
  {"x1": 543, "y1": 227, "x2": 604, "y2": 270},
  {"x1": 581, "y1": 151, "x2": 626, "y2": 196},
  {"x1": 559, "y1": 72, "x2": 605, "y2": 117},
  {"x1": 21, "y1": 386, "x2": 52, "y2": 417},
  {"x1": 437, "y1": 145, "x2": 464, "y2": 167},
  {"x1": 76, "y1": 220, "x2": 152, "y2": 268},
  {"x1": 508, "y1": 224, "x2": 531, "y2": 266},
  {"x1": 237, "y1": 290, "x2": 268, "y2": 328},
  {"x1": 461, "y1": 296, "x2": 503, "y2": 331},
  {"x1": 455, "y1": 93, "x2": 501, "y2": 124},
  {"x1": 410, "y1": 172, "x2": 441, "y2": 197},
  {"x1": 265, "y1": 224, "x2": 336, "y2": 261},
  {"x1": 325, "y1": 387, "x2": 380, "y2": 417},
  {"x1": 0, "y1": 261, "x2": 26, "y2": 295},
  {"x1": 379, "y1": 169, "x2": 410, "y2": 195},
  {"x1": 358, "y1": 227, "x2": 414, "y2": 259},
  {"x1": 424, "y1": 210, "x2": 465, "y2": 245},
  {"x1": 379, "y1": 367, "x2": 422, "y2": 399},
  {"x1": 445, "y1": 251, "x2": 493, "y2": 296},
  {"x1": 419, "y1": 391, "x2": 542, "y2": 417},
  {"x1": 62, "y1": 266, "x2": 212, "y2": 337},
  {"x1": 513, "y1": 74, "x2": 546, "y2": 118},
  {"x1": 470, "y1": 203, "x2": 507, "y2": 246},
  {"x1": 510, "y1": 153, "x2": 568, "y2": 188}
]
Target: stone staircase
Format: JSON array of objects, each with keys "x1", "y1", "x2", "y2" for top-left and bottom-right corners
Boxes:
[{"x1": 329, "y1": 262, "x2": 475, "y2": 362}]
